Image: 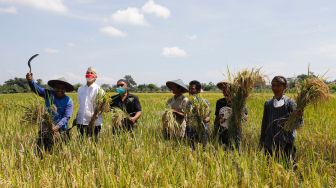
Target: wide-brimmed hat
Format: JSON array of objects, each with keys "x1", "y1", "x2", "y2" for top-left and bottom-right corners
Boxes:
[
  {"x1": 216, "y1": 81, "x2": 230, "y2": 91},
  {"x1": 48, "y1": 77, "x2": 74, "y2": 92},
  {"x1": 166, "y1": 79, "x2": 188, "y2": 93}
]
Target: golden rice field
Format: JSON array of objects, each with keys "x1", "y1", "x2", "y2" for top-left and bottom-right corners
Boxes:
[{"x1": 0, "y1": 93, "x2": 335, "y2": 187}]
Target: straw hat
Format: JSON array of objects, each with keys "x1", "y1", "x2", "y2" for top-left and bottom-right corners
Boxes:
[
  {"x1": 48, "y1": 77, "x2": 74, "y2": 92},
  {"x1": 166, "y1": 79, "x2": 188, "y2": 93}
]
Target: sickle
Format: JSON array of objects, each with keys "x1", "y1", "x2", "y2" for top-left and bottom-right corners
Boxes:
[{"x1": 28, "y1": 54, "x2": 39, "y2": 73}]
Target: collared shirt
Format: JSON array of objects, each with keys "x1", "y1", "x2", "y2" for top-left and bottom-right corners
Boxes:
[
  {"x1": 28, "y1": 80, "x2": 73, "y2": 131},
  {"x1": 76, "y1": 83, "x2": 104, "y2": 126},
  {"x1": 260, "y1": 95, "x2": 303, "y2": 148},
  {"x1": 110, "y1": 93, "x2": 142, "y2": 117},
  {"x1": 273, "y1": 96, "x2": 285, "y2": 108}
]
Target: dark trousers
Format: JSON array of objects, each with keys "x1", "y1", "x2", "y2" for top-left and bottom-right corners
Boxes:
[
  {"x1": 264, "y1": 142, "x2": 297, "y2": 167},
  {"x1": 36, "y1": 122, "x2": 69, "y2": 156},
  {"x1": 185, "y1": 124, "x2": 209, "y2": 149},
  {"x1": 77, "y1": 124, "x2": 101, "y2": 139},
  {"x1": 112, "y1": 119, "x2": 135, "y2": 134},
  {"x1": 215, "y1": 125, "x2": 241, "y2": 152}
]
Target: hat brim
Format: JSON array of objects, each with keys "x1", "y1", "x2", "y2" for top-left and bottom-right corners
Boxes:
[
  {"x1": 217, "y1": 81, "x2": 230, "y2": 90},
  {"x1": 48, "y1": 80, "x2": 74, "y2": 92},
  {"x1": 166, "y1": 81, "x2": 188, "y2": 93}
]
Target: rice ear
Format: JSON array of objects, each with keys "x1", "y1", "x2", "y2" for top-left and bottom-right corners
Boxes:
[
  {"x1": 284, "y1": 77, "x2": 331, "y2": 132},
  {"x1": 224, "y1": 68, "x2": 265, "y2": 142},
  {"x1": 111, "y1": 107, "x2": 129, "y2": 129}
]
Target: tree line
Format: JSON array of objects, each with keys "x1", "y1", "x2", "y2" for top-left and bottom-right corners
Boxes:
[{"x1": 1, "y1": 74, "x2": 335, "y2": 94}]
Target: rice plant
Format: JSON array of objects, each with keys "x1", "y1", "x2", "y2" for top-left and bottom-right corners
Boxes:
[
  {"x1": 88, "y1": 88, "x2": 111, "y2": 134},
  {"x1": 0, "y1": 92, "x2": 335, "y2": 187},
  {"x1": 284, "y1": 76, "x2": 331, "y2": 131},
  {"x1": 186, "y1": 95, "x2": 210, "y2": 134}
]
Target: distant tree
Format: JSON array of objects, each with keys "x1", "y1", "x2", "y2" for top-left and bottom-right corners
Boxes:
[
  {"x1": 137, "y1": 84, "x2": 147, "y2": 92},
  {"x1": 328, "y1": 82, "x2": 336, "y2": 93},
  {"x1": 286, "y1": 77, "x2": 297, "y2": 89},
  {"x1": 2, "y1": 77, "x2": 30, "y2": 93},
  {"x1": 101, "y1": 84, "x2": 111, "y2": 91},
  {"x1": 36, "y1": 79, "x2": 43, "y2": 85},
  {"x1": 160, "y1": 85, "x2": 169, "y2": 92},
  {"x1": 124, "y1": 75, "x2": 137, "y2": 89},
  {"x1": 202, "y1": 82, "x2": 217, "y2": 91},
  {"x1": 147, "y1": 83, "x2": 159, "y2": 92}
]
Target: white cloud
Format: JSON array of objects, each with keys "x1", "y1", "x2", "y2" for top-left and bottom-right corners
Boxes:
[
  {"x1": 187, "y1": 34, "x2": 197, "y2": 40},
  {"x1": 162, "y1": 47, "x2": 187, "y2": 58},
  {"x1": 142, "y1": 0, "x2": 170, "y2": 19},
  {"x1": 111, "y1": 7, "x2": 147, "y2": 26},
  {"x1": 44, "y1": 48, "x2": 59, "y2": 54},
  {"x1": 0, "y1": 0, "x2": 67, "y2": 13},
  {"x1": 100, "y1": 26, "x2": 126, "y2": 38},
  {"x1": 0, "y1": 6, "x2": 17, "y2": 14}
]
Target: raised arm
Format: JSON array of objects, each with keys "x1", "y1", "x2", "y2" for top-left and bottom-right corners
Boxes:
[{"x1": 26, "y1": 73, "x2": 45, "y2": 97}]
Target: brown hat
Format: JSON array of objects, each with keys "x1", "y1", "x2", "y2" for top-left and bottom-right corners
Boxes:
[
  {"x1": 166, "y1": 79, "x2": 188, "y2": 93},
  {"x1": 216, "y1": 81, "x2": 230, "y2": 90},
  {"x1": 48, "y1": 77, "x2": 74, "y2": 92}
]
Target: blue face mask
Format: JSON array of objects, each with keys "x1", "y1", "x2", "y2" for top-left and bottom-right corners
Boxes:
[{"x1": 116, "y1": 87, "x2": 126, "y2": 95}]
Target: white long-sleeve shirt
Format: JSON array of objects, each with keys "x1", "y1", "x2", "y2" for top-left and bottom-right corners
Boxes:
[{"x1": 76, "y1": 83, "x2": 104, "y2": 126}]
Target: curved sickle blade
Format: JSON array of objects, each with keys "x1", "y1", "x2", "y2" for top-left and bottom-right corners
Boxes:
[{"x1": 28, "y1": 54, "x2": 39, "y2": 73}]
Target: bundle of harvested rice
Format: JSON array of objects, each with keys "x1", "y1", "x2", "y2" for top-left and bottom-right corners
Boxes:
[
  {"x1": 186, "y1": 95, "x2": 210, "y2": 134},
  {"x1": 162, "y1": 109, "x2": 182, "y2": 138},
  {"x1": 20, "y1": 101, "x2": 45, "y2": 125},
  {"x1": 88, "y1": 89, "x2": 111, "y2": 133},
  {"x1": 284, "y1": 77, "x2": 330, "y2": 132},
  {"x1": 111, "y1": 107, "x2": 129, "y2": 129},
  {"x1": 226, "y1": 69, "x2": 264, "y2": 137}
]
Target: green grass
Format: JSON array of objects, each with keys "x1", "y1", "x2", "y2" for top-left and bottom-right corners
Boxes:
[{"x1": 0, "y1": 93, "x2": 335, "y2": 187}]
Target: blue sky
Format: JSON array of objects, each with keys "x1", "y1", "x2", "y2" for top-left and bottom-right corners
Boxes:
[{"x1": 0, "y1": 0, "x2": 336, "y2": 86}]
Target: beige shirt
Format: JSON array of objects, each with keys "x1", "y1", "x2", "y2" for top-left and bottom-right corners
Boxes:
[{"x1": 167, "y1": 95, "x2": 189, "y2": 137}]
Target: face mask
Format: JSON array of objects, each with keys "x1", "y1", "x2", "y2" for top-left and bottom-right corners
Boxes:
[
  {"x1": 116, "y1": 87, "x2": 126, "y2": 95},
  {"x1": 85, "y1": 73, "x2": 96, "y2": 82}
]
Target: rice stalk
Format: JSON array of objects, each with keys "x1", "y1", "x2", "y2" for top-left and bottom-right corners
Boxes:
[
  {"x1": 20, "y1": 101, "x2": 45, "y2": 125},
  {"x1": 111, "y1": 107, "x2": 129, "y2": 129},
  {"x1": 162, "y1": 109, "x2": 182, "y2": 138},
  {"x1": 284, "y1": 77, "x2": 330, "y2": 132},
  {"x1": 186, "y1": 95, "x2": 210, "y2": 134},
  {"x1": 88, "y1": 89, "x2": 111, "y2": 134},
  {"x1": 225, "y1": 68, "x2": 265, "y2": 140}
]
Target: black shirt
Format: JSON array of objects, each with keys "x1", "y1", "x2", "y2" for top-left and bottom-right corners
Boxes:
[
  {"x1": 214, "y1": 97, "x2": 248, "y2": 126},
  {"x1": 215, "y1": 98, "x2": 231, "y2": 117},
  {"x1": 110, "y1": 93, "x2": 142, "y2": 117}
]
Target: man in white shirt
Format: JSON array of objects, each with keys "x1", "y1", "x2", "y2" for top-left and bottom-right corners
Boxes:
[{"x1": 76, "y1": 67, "x2": 104, "y2": 139}]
